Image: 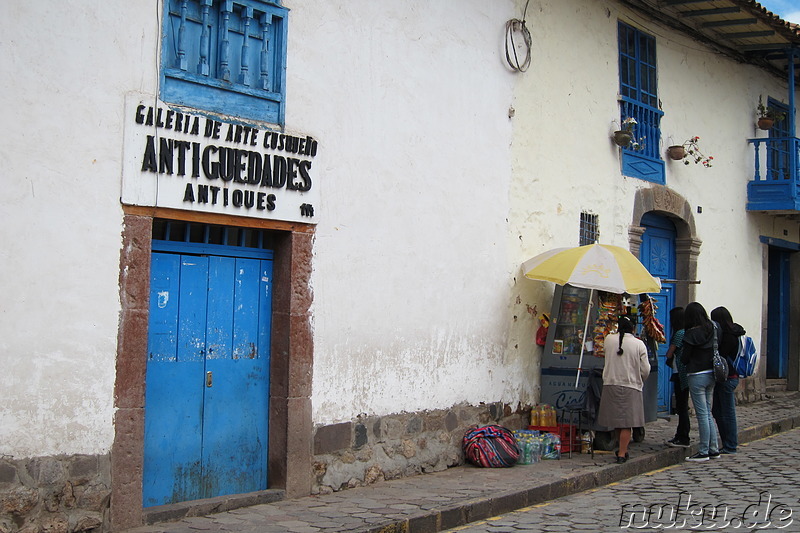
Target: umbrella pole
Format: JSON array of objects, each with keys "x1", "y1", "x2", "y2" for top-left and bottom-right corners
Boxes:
[{"x1": 574, "y1": 289, "x2": 594, "y2": 388}]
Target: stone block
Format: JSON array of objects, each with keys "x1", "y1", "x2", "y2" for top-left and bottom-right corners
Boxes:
[
  {"x1": 77, "y1": 483, "x2": 110, "y2": 513},
  {"x1": 39, "y1": 513, "x2": 68, "y2": 533},
  {"x1": 74, "y1": 513, "x2": 103, "y2": 532},
  {"x1": 401, "y1": 440, "x2": 416, "y2": 459},
  {"x1": 27, "y1": 458, "x2": 65, "y2": 486},
  {"x1": 363, "y1": 465, "x2": 383, "y2": 485},
  {"x1": 405, "y1": 416, "x2": 422, "y2": 435},
  {"x1": 0, "y1": 486, "x2": 38, "y2": 515},
  {"x1": 0, "y1": 462, "x2": 17, "y2": 485},
  {"x1": 444, "y1": 411, "x2": 458, "y2": 432},
  {"x1": 407, "y1": 513, "x2": 437, "y2": 533},
  {"x1": 68, "y1": 457, "x2": 97, "y2": 486},
  {"x1": 439, "y1": 506, "x2": 466, "y2": 530},
  {"x1": 314, "y1": 422, "x2": 352, "y2": 455},
  {"x1": 354, "y1": 423, "x2": 368, "y2": 449},
  {"x1": 372, "y1": 418, "x2": 383, "y2": 441},
  {"x1": 61, "y1": 482, "x2": 76, "y2": 509},
  {"x1": 380, "y1": 418, "x2": 405, "y2": 441}
]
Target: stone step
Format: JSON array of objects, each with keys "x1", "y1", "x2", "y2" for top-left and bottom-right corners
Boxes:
[{"x1": 766, "y1": 378, "x2": 788, "y2": 393}]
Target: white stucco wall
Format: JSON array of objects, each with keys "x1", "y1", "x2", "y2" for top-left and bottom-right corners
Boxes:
[
  {"x1": 286, "y1": 0, "x2": 527, "y2": 423},
  {"x1": 0, "y1": 2, "x2": 159, "y2": 458}
]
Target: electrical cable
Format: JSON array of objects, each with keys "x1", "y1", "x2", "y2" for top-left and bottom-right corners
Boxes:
[{"x1": 505, "y1": 0, "x2": 532, "y2": 72}]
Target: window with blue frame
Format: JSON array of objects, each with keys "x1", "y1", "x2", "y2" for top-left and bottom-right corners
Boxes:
[
  {"x1": 618, "y1": 21, "x2": 665, "y2": 184},
  {"x1": 161, "y1": 0, "x2": 288, "y2": 125},
  {"x1": 767, "y1": 98, "x2": 791, "y2": 180}
]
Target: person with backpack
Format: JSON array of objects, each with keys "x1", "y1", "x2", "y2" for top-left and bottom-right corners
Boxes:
[
  {"x1": 596, "y1": 315, "x2": 650, "y2": 464},
  {"x1": 681, "y1": 302, "x2": 722, "y2": 462},
  {"x1": 710, "y1": 306, "x2": 746, "y2": 454},
  {"x1": 665, "y1": 307, "x2": 690, "y2": 448}
]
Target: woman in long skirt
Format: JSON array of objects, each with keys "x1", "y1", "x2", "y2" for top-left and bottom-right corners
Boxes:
[{"x1": 597, "y1": 315, "x2": 651, "y2": 463}]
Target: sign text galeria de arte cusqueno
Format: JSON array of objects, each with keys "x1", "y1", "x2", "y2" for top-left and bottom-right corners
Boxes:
[{"x1": 121, "y1": 97, "x2": 320, "y2": 224}]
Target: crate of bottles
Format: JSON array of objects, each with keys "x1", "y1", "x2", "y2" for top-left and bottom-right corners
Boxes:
[{"x1": 529, "y1": 404, "x2": 558, "y2": 428}]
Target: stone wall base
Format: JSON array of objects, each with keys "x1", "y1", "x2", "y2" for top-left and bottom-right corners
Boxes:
[
  {"x1": 736, "y1": 375, "x2": 765, "y2": 404},
  {"x1": 311, "y1": 402, "x2": 528, "y2": 495},
  {"x1": 0, "y1": 454, "x2": 110, "y2": 533}
]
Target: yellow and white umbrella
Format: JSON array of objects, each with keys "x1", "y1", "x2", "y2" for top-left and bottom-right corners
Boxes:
[
  {"x1": 521, "y1": 243, "x2": 661, "y2": 386},
  {"x1": 521, "y1": 243, "x2": 661, "y2": 295}
]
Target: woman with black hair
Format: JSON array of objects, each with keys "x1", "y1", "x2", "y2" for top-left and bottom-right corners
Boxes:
[
  {"x1": 665, "y1": 307, "x2": 690, "y2": 448},
  {"x1": 596, "y1": 315, "x2": 650, "y2": 463},
  {"x1": 681, "y1": 302, "x2": 722, "y2": 462},
  {"x1": 710, "y1": 306, "x2": 745, "y2": 454}
]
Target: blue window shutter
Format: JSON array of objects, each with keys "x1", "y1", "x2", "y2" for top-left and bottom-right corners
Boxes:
[
  {"x1": 618, "y1": 21, "x2": 664, "y2": 184},
  {"x1": 160, "y1": 0, "x2": 288, "y2": 125}
]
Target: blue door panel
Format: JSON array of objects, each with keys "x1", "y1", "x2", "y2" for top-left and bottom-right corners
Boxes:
[
  {"x1": 148, "y1": 254, "x2": 181, "y2": 362},
  {"x1": 640, "y1": 214, "x2": 677, "y2": 415},
  {"x1": 178, "y1": 257, "x2": 210, "y2": 363},
  {"x1": 143, "y1": 361, "x2": 206, "y2": 506},
  {"x1": 144, "y1": 254, "x2": 205, "y2": 506},
  {"x1": 203, "y1": 258, "x2": 271, "y2": 497},
  {"x1": 232, "y1": 258, "x2": 262, "y2": 360},
  {"x1": 649, "y1": 289, "x2": 673, "y2": 413},
  {"x1": 206, "y1": 257, "x2": 235, "y2": 361},
  {"x1": 145, "y1": 251, "x2": 272, "y2": 507}
]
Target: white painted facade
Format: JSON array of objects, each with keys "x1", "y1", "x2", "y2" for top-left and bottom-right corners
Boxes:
[
  {"x1": 0, "y1": 0, "x2": 797, "y2": 507},
  {"x1": 508, "y1": 0, "x2": 796, "y2": 393}
]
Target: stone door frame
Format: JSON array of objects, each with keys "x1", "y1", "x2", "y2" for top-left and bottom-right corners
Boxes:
[{"x1": 111, "y1": 207, "x2": 314, "y2": 531}]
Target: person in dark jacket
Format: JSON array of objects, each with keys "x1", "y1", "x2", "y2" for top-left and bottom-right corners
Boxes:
[
  {"x1": 710, "y1": 306, "x2": 746, "y2": 454},
  {"x1": 665, "y1": 307, "x2": 690, "y2": 448},
  {"x1": 680, "y1": 302, "x2": 722, "y2": 461}
]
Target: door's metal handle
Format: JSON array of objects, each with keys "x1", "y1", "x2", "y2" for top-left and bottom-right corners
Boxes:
[{"x1": 206, "y1": 371, "x2": 213, "y2": 388}]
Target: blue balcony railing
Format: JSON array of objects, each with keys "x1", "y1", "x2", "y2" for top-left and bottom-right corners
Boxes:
[
  {"x1": 619, "y1": 96, "x2": 665, "y2": 184},
  {"x1": 747, "y1": 137, "x2": 800, "y2": 212}
]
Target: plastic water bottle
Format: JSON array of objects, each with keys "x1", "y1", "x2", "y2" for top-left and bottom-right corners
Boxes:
[
  {"x1": 523, "y1": 438, "x2": 534, "y2": 464},
  {"x1": 531, "y1": 437, "x2": 542, "y2": 463}
]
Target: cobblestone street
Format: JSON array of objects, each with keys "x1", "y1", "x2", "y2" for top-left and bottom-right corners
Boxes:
[{"x1": 446, "y1": 428, "x2": 800, "y2": 532}]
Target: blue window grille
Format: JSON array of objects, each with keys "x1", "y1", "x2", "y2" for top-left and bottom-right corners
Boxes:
[
  {"x1": 152, "y1": 219, "x2": 275, "y2": 259},
  {"x1": 160, "y1": 0, "x2": 288, "y2": 126},
  {"x1": 618, "y1": 22, "x2": 665, "y2": 184}
]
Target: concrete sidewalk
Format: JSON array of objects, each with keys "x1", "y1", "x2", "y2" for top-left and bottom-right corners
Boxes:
[{"x1": 126, "y1": 391, "x2": 800, "y2": 533}]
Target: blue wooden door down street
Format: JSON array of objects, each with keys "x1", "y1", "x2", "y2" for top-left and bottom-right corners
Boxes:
[
  {"x1": 144, "y1": 251, "x2": 273, "y2": 507},
  {"x1": 767, "y1": 247, "x2": 790, "y2": 378},
  {"x1": 640, "y1": 213, "x2": 676, "y2": 415}
]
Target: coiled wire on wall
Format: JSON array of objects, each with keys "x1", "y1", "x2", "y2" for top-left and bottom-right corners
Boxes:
[{"x1": 505, "y1": 0, "x2": 532, "y2": 72}]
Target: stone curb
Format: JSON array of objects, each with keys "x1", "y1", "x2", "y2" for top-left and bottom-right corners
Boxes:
[
  {"x1": 143, "y1": 489, "x2": 285, "y2": 525},
  {"x1": 359, "y1": 414, "x2": 800, "y2": 533}
]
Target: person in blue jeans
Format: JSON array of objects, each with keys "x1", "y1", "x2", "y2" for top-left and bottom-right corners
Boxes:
[
  {"x1": 710, "y1": 306, "x2": 745, "y2": 454},
  {"x1": 681, "y1": 302, "x2": 722, "y2": 462}
]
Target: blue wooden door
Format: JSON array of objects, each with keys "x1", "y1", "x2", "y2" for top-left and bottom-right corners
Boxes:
[
  {"x1": 144, "y1": 252, "x2": 272, "y2": 507},
  {"x1": 767, "y1": 247, "x2": 790, "y2": 378},
  {"x1": 640, "y1": 214, "x2": 676, "y2": 415}
]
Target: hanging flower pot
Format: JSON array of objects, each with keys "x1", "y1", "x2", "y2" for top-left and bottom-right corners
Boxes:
[
  {"x1": 757, "y1": 117, "x2": 774, "y2": 130},
  {"x1": 667, "y1": 145, "x2": 686, "y2": 161},
  {"x1": 613, "y1": 130, "x2": 633, "y2": 147}
]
